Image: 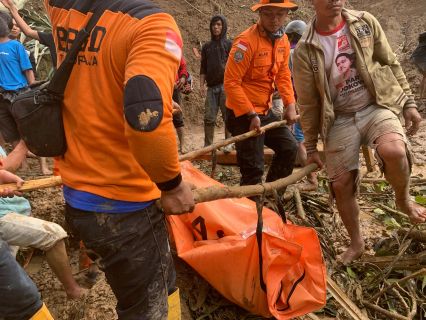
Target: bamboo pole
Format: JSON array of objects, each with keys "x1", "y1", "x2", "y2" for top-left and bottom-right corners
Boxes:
[{"x1": 179, "y1": 120, "x2": 287, "y2": 162}]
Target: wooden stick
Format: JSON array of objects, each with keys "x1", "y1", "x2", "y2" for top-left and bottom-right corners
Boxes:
[
  {"x1": 327, "y1": 276, "x2": 369, "y2": 320},
  {"x1": 193, "y1": 164, "x2": 317, "y2": 204},
  {"x1": 305, "y1": 314, "x2": 321, "y2": 320},
  {"x1": 370, "y1": 268, "x2": 426, "y2": 301},
  {"x1": 378, "y1": 204, "x2": 409, "y2": 219},
  {"x1": 361, "y1": 146, "x2": 376, "y2": 173},
  {"x1": 0, "y1": 176, "x2": 62, "y2": 192},
  {"x1": 397, "y1": 228, "x2": 426, "y2": 243},
  {"x1": 361, "y1": 178, "x2": 426, "y2": 184},
  {"x1": 359, "y1": 251, "x2": 426, "y2": 270},
  {"x1": 0, "y1": 163, "x2": 317, "y2": 207},
  {"x1": 179, "y1": 120, "x2": 287, "y2": 162},
  {"x1": 293, "y1": 189, "x2": 306, "y2": 220},
  {"x1": 362, "y1": 301, "x2": 409, "y2": 320}
]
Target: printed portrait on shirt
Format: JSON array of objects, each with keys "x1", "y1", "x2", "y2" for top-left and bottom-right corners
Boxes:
[{"x1": 334, "y1": 52, "x2": 356, "y2": 90}]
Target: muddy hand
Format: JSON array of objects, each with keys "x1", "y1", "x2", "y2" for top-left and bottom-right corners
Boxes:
[
  {"x1": 403, "y1": 106, "x2": 422, "y2": 136},
  {"x1": 161, "y1": 181, "x2": 195, "y2": 215},
  {"x1": 284, "y1": 104, "x2": 299, "y2": 125},
  {"x1": 307, "y1": 151, "x2": 323, "y2": 170}
]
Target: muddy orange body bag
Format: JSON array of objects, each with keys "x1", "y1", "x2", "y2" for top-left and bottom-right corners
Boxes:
[{"x1": 168, "y1": 162, "x2": 327, "y2": 319}]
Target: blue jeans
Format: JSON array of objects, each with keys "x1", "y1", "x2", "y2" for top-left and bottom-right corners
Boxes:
[
  {"x1": 0, "y1": 239, "x2": 42, "y2": 320},
  {"x1": 204, "y1": 84, "x2": 226, "y2": 126}
]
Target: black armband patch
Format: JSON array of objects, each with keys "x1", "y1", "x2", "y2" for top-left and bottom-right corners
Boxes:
[
  {"x1": 156, "y1": 173, "x2": 182, "y2": 191},
  {"x1": 124, "y1": 75, "x2": 163, "y2": 132}
]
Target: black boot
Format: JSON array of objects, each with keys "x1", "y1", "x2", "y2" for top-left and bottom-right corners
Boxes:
[{"x1": 204, "y1": 124, "x2": 215, "y2": 146}]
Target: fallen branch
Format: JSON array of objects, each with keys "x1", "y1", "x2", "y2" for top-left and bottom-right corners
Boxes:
[
  {"x1": 293, "y1": 189, "x2": 306, "y2": 220},
  {"x1": 370, "y1": 268, "x2": 426, "y2": 301},
  {"x1": 193, "y1": 164, "x2": 317, "y2": 204},
  {"x1": 407, "y1": 283, "x2": 417, "y2": 320},
  {"x1": 179, "y1": 120, "x2": 287, "y2": 162},
  {"x1": 327, "y1": 276, "x2": 369, "y2": 320},
  {"x1": 398, "y1": 228, "x2": 426, "y2": 243},
  {"x1": 390, "y1": 288, "x2": 409, "y2": 316},
  {"x1": 360, "y1": 251, "x2": 426, "y2": 270},
  {"x1": 378, "y1": 203, "x2": 409, "y2": 219},
  {"x1": 361, "y1": 178, "x2": 426, "y2": 184},
  {"x1": 0, "y1": 164, "x2": 318, "y2": 206},
  {"x1": 375, "y1": 237, "x2": 413, "y2": 288},
  {"x1": 362, "y1": 301, "x2": 409, "y2": 320}
]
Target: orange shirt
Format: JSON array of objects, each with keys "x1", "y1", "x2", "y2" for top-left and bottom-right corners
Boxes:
[
  {"x1": 224, "y1": 23, "x2": 295, "y2": 117},
  {"x1": 44, "y1": 1, "x2": 183, "y2": 201}
]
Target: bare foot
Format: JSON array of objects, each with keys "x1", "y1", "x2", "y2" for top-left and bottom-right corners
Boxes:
[
  {"x1": 337, "y1": 242, "x2": 365, "y2": 266},
  {"x1": 66, "y1": 287, "x2": 88, "y2": 300},
  {"x1": 396, "y1": 199, "x2": 426, "y2": 224}
]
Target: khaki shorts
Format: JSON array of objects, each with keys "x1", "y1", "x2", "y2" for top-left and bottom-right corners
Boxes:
[
  {"x1": 0, "y1": 213, "x2": 67, "y2": 252},
  {"x1": 324, "y1": 104, "x2": 408, "y2": 180}
]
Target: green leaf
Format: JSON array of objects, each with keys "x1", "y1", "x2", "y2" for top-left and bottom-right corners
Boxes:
[
  {"x1": 373, "y1": 208, "x2": 386, "y2": 216},
  {"x1": 383, "y1": 217, "x2": 401, "y2": 229},
  {"x1": 415, "y1": 195, "x2": 426, "y2": 205},
  {"x1": 422, "y1": 275, "x2": 426, "y2": 291},
  {"x1": 375, "y1": 181, "x2": 389, "y2": 192},
  {"x1": 346, "y1": 267, "x2": 357, "y2": 279}
]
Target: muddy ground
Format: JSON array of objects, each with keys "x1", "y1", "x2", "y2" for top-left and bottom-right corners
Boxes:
[{"x1": 14, "y1": 0, "x2": 426, "y2": 319}]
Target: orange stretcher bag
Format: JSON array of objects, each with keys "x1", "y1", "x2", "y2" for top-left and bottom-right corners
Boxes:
[{"x1": 168, "y1": 162, "x2": 327, "y2": 319}]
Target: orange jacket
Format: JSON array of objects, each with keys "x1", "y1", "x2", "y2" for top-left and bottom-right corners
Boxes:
[
  {"x1": 44, "y1": 1, "x2": 183, "y2": 201},
  {"x1": 224, "y1": 23, "x2": 295, "y2": 117}
]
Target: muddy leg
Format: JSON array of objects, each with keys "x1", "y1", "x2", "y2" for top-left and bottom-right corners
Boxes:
[
  {"x1": 45, "y1": 240, "x2": 86, "y2": 299},
  {"x1": 332, "y1": 170, "x2": 365, "y2": 265},
  {"x1": 39, "y1": 157, "x2": 52, "y2": 175},
  {"x1": 376, "y1": 134, "x2": 426, "y2": 223}
]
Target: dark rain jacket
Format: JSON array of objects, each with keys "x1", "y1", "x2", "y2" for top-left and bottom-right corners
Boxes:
[{"x1": 200, "y1": 15, "x2": 232, "y2": 87}]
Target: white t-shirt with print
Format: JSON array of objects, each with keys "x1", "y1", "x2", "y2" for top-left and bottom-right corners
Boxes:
[{"x1": 316, "y1": 21, "x2": 374, "y2": 113}]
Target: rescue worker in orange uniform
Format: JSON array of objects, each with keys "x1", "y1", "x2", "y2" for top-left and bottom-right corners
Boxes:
[
  {"x1": 43, "y1": 0, "x2": 195, "y2": 318},
  {"x1": 224, "y1": 0, "x2": 299, "y2": 186}
]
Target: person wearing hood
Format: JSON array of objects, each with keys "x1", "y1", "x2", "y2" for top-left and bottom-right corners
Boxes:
[
  {"x1": 200, "y1": 15, "x2": 232, "y2": 146},
  {"x1": 411, "y1": 32, "x2": 426, "y2": 100},
  {"x1": 224, "y1": 0, "x2": 299, "y2": 187}
]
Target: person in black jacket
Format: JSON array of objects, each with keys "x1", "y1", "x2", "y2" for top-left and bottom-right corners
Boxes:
[
  {"x1": 200, "y1": 15, "x2": 232, "y2": 146},
  {"x1": 411, "y1": 32, "x2": 426, "y2": 100}
]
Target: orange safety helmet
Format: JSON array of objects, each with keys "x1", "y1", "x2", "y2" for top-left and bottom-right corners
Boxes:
[{"x1": 251, "y1": 0, "x2": 298, "y2": 12}]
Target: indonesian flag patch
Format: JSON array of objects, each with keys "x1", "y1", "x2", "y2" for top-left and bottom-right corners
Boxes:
[
  {"x1": 236, "y1": 40, "x2": 248, "y2": 51},
  {"x1": 165, "y1": 30, "x2": 183, "y2": 61}
]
